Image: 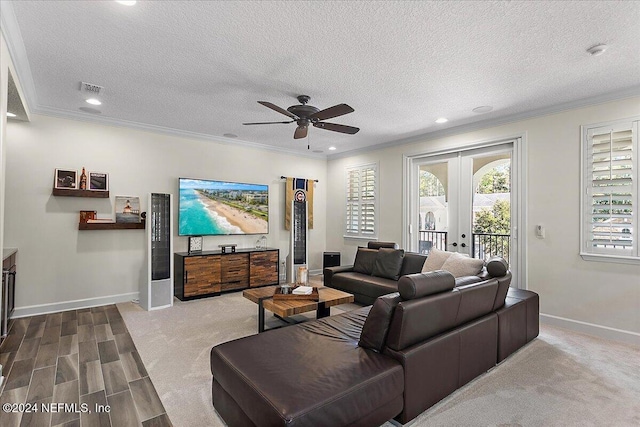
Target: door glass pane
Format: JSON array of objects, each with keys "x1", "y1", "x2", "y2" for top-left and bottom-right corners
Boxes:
[
  {"x1": 418, "y1": 162, "x2": 448, "y2": 254},
  {"x1": 472, "y1": 154, "x2": 511, "y2": 261}
]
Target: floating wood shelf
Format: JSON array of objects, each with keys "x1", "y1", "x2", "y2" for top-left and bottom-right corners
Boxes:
[
  {"x1": 53, "y1": 188, "x2": 110, "y2": 198},
  {"x1": 79, "y1": 220, "x2": 145, "y2": 230}
]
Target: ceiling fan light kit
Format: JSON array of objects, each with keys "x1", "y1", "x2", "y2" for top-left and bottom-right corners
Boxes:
[{"x1": 243, "y1": 95, "x2": 359, "y2": 140}]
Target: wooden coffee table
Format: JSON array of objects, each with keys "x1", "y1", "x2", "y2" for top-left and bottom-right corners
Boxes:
[{"x1": 243, "y1": 285, "x2": 354, "y2": 333}]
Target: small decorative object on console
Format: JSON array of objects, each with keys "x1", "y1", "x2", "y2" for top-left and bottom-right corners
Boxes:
[
  {"x1": 188, "y1": 236, "x2": 203, "y2": 254},
  {"x1": 218, "y1": 244, "x2": 237, "y2": 253}
]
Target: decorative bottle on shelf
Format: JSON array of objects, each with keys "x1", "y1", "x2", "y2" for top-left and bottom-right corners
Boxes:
[{"x1": 80, "y1": 167, "x2": 87, "y2": 190}]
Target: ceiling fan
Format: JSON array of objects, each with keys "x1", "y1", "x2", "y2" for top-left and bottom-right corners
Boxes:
[{"x1": 243, "y1": 95, "x2": 359, "y2": 139}]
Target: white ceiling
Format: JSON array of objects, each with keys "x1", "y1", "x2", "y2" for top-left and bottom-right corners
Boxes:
[{"x1": 3, "y1": 0, "x2": 640, "y2": 157}]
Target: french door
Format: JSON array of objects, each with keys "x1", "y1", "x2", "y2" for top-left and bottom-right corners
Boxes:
[{"x1": 404, "y1": 139, "x2": 524, "y2": 287}]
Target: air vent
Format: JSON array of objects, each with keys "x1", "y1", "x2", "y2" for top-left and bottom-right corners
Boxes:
[{"x1": 80, "y1": 82, "x2": 104, "y2": 96}]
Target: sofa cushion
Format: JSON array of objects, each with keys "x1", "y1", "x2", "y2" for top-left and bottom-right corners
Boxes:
[
  {"x1": 399, "y1": 252, "x2": 428, "y2": 277},
  {"x1": 372, "y1": 248, "x2": 405, "y2": 280},
  {"x1": 359, "y1": 293, "x2": 402, "y2": 352},
  {"x1": 421, "y1": 248, "x2": 454, "y2": 272},
  {"x1": 440, "y1": 252, "x2": 484, "y2": 278},
  {"x1": 486, "y1": 256, "x2": 509, "y2": 277},
  {"x1": 353, "y1": 248, "x2": 378, "y2": 275},
  {"x1": 332, "y1": 272, "x2": 398, "y2": 299},
  {"x1": 398, "y1": 271, "x2": 455, "y2": 300}
]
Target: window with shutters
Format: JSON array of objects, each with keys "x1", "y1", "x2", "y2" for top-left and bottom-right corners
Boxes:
[
  {"x1": 345, "y1": 163, "x2": 378, "y2": 238},
  {"x1": 581, "y1": 118, "x2": 639, "y2": 263}
]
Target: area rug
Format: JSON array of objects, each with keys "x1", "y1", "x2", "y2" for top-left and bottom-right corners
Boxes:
[{"x1": 118, "y1": 292, "x2": 640, "y2": 427}]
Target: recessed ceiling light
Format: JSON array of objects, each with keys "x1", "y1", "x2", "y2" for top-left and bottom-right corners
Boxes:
[
  {"x1": 86, "y1": 98, "x2": 102, "y2": 106},
  {"x1": 115, "y1": 0, "x2": 137, "y2": 5},
  {"x1": 223, "y1": 133, "x2": 238, "y2": 138},
  {"x1": 472, "y1": 106, "x2": 493, "y2": 114},
  {"x1": 586, "y1": 44, "x2": 607, "y2": 56},
  {"x1": 435, "y1": 118, "x2": 448, "y2": 124},
  {"x1": 7, "y1": 112, "x2": 16, "y2": 118},
  {"x1": 328, "y1": 146, "x2": 337, "y2": 151}
]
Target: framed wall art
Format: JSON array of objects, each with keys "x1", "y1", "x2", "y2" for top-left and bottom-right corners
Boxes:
[
  {"x1": 89, "y1": 172, "x2": 109, "y2": 191},
  {"x1": 54, "y1": 169, "x2": 78, "y2": 189},
  {"x1": 115, "y1": 196, "x2": 141, "y2": 223}
]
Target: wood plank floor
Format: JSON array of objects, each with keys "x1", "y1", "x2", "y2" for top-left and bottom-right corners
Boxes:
[{"x1": 0, "y1": 305, "x2": 172, "y2": 427}]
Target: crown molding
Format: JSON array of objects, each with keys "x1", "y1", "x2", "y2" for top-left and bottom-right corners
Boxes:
[
  {"x1": 327, "y1": 87, "x2": 640, "y2": 160},
  {"x1": 32, "y1": 105, "x2": 326, "y2": 159}
]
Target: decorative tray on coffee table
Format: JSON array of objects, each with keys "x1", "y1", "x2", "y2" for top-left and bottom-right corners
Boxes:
[{"x1": 273, "y1": 286, "x2": 319, "y2": 301}]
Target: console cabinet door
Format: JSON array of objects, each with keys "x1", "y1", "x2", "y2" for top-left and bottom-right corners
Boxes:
[
  {"x1": 249, "y1": 251, "x2": 279, "y2": 287},
  {"x1": 184, "y1": 255, "x2": 221, "y2": 297},
  {"x1": 221, "y1": 254, "x2": 249, "y2": 291}
]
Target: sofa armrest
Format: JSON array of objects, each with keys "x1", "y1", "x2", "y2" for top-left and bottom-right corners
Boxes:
[{"x1": 323, "y1": 265, "x2": 354, "y2": 288}]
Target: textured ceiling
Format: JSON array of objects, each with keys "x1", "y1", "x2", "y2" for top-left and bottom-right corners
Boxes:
[{"x1": 4, "y1": 0, "x2": 640, "y2": 156}]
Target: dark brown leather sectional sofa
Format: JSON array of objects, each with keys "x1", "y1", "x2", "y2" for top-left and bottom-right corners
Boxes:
[
  {"x1": 210, "y1": 258, "x2": 539, "y2": 426},
  {"x1": 324, "y1": 242, "x2": 497, "y2": 305}
]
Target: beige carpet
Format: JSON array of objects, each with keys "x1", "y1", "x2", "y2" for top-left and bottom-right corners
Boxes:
[{"x1": 118, "y1": 291, "x2": 640, "y2": 427}]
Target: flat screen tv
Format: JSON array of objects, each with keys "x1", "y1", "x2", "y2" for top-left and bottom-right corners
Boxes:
[{"x1": 179, "y1": 178, "x2": 269, "y2": 236}]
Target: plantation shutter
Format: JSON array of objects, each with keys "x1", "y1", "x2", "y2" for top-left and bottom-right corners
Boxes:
[
  {"x1": 345, "y1": 164, "x2": 377, "y2": 237},
  {"x1": 583, "y1": 120, "x2": 638, "y2": 258}
]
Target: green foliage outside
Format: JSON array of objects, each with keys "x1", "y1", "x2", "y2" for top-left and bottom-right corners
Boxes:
[
  {"x1": 420, "y1": 171, "x2": 445, "y2": 196},
  {"x1": 474, "y1": 199, "x2": 510, "y2": 260},
  {"x1": 474, "y1": 199, "x2": 510, "y2": 234},
  {"x1": 477, "y1": 165, "x2": 510, "y2": 194}
]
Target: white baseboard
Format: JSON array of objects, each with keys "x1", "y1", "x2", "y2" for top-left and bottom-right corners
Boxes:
[
  {"x1": 12, "y1": 292, "x2": 140, "y2": 318},
  {"x1": 540, "y1": 313, "x2": 640, "y2": 347},
  {"x1": 309, "y1": 269, "x2": 323, "y2": 276}
]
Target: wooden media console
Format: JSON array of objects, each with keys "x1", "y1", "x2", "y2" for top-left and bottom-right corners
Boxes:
[{"x1": 174, "y1": 248, "x2": 279, "y2": 300}]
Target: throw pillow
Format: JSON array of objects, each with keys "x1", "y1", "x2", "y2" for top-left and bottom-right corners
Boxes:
[
  {"x1": 353, "y1": 248, "x2": 378, "y2": 275},
  {"x1": 440, "y1": 252, "x2": 484, "y2": 278},
  {"x1": 371, "y1": 248, "x2": 405, "y2": 280},
  {"x1": 359, "y1": 293, "x2": 402, "y2": 352},
  {"x1": 421, "y1": 248, "x2": 454, "y2": 272}
]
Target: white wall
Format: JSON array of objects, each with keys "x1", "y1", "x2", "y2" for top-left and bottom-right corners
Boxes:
[
  {"x1": 327, "y1": 97, "x2": 640, "y2": 343},
  {"x1": 5, "y1": 114, "x2": 327, "y2": 315}
]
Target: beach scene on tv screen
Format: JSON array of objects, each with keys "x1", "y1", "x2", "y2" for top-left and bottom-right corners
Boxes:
[{"x1": 179, "y1": 178, "x2": 268, "y2": 235}]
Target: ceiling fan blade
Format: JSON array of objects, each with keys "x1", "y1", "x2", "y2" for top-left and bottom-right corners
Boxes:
[
  {"x1": 294, "y1": 126, "x2": 308, "y2": 139},
  {"x1": 313, "y1": 122, "x2": 360, "y2": 135},
  {"x1": 310, "y1": 104, "x2": 354, "y2": 121},
  {"x1": 257, "y1": 101, "x2": 298, "y2": 119},
  {"x1": 242, "y1": 120, "x2": 295, "y2": 125}
]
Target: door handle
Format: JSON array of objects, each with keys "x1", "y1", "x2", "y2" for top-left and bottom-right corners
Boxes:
[{"x1": 452, "y1": 242, "x2": 458, "y2": 247}]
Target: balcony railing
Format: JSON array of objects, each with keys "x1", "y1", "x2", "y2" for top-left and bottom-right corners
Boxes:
[
  {"x1": 418, "y1": 230, "x2": 448, "y2": 254},
  {"x1": 419, "y1": 230, "x2": 510, "y2": 263},
  {"x1": 472, "y1": 232, "x2": 510, "y2": 263}
]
